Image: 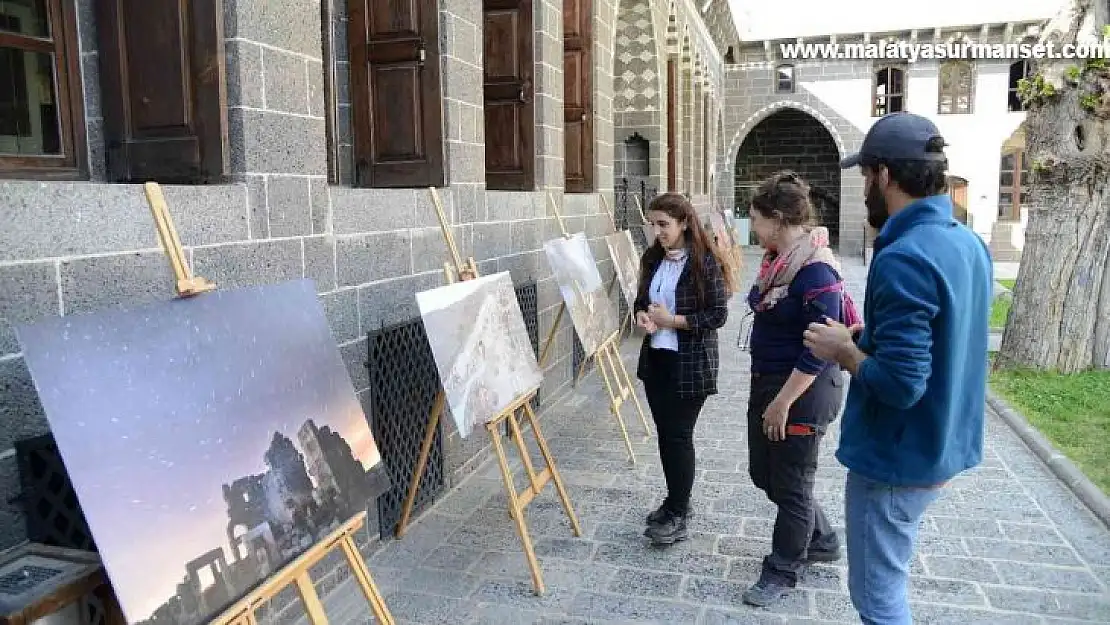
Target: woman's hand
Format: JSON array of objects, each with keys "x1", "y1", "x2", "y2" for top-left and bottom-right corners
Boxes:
[
  {"x1": 635, "y1": 310, "x2": 658, "y2": 333},
  {"x1": 761, "y1": 397, "x2": 791, "y2": 441},
  {"x1": 647, "y1": 302, "x2": 673, "y2": 328}
]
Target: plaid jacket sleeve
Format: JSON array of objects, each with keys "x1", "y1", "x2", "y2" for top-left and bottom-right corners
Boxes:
[{"x1": 684, "y1": 254, "x2": 729, "y2": 331}]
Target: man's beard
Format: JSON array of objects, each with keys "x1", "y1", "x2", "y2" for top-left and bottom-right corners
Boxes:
[{"x1": 865, "y1": 179, "x2": 889, "y2": 230}]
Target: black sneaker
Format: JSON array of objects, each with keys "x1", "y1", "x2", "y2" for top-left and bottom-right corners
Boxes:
[
  {"x1": 646, "y1": 503, "x2": 693, "y2": 525},
  {"x1": 742, "y1": 577, "x2": 791, "y2": 607},
  {"x1": 644, "y1": 510, "x2": 688, "y2": 545}
]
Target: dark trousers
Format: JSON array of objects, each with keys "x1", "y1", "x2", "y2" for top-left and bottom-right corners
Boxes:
[
  {"x1": 643, "y1": 347, "x2": 707, "y2": 515},
  {"x1": 747, "y1": 366, "x2": 845, "y2": 585}
]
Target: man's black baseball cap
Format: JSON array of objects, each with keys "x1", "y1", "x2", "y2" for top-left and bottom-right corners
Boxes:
[{"x1": 840, "y1": 111, "x2": 948, "y2": 169}]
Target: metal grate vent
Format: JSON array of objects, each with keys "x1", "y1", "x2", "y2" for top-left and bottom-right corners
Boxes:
[
  {"x1": 367, "y1": 318, "x2": 445, "y2": 540},
  {"x1": 13, "y1": 434, "x2": 96, "y2": 552},
  {"x1": 513, "y1": 279, "x2": 541, "y2": 411}
]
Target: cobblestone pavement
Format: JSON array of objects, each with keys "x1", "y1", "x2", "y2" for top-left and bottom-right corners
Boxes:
[{"x1": 327, "y1": 249, "x2": 1110, "y2": 624}]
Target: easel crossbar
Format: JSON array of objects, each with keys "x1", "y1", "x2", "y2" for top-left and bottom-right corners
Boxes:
[{"x1": 209, "y1": 512, "x2": 395, "y2": 625}]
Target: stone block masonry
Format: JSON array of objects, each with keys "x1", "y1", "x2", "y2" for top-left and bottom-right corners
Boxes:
[
  {"x1": 733, "y1": 108, "x2": 843, "y2": 245},
  {"x1": 0, "y1": 0, "x2": 727, "y2": 562},
  {"x1": 720, "y1": 61, "x2": 868, "y2": 255}
]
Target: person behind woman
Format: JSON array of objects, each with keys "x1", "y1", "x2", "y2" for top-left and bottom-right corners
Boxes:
[
  {"x1": 741, "y1": 171, "x2": 849, "y2": 606},
  {"x1": 633, "y1": 192, "x2": 735, "y2": 546}
]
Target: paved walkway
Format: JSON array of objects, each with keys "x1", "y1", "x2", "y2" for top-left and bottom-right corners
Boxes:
[{"x1": 335, "y1": 250, "x2": 1109, "y2": 624}]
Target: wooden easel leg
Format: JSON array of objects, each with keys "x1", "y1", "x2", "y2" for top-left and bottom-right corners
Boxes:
[
  {"x1": 537, "y1": 304, "x2": 566, "y2": 368},
  {"x1": 487, "y1": 422, "x2": 546, "y2": 596},
  {"x1": 595, "y1": 341, "x2": 637, "y2": 464},
  {"x1": 293, "y1": 572, "x2": 330, "y2": 625},
  {"x1": 524, "y1": 402, "x2": 582, "y2": 537},
  {"x1": 574, "y1": 350, "x2": 591, "y2": 384},
  {"x1": 509, "y1": 408, "x2": 542, "y2": 494},
  {"x1": 505, "y1": 407, "x2": 541, "y2": 521},
  {"x1": 396, "y1": 391, "x2": 445, "y2": 538},
  {"x1": 339, "y1": 536, "x2": 397, "y2": 625},
  {"x1": 609, "y1": 341, "x2": 651, "y2": 436}
]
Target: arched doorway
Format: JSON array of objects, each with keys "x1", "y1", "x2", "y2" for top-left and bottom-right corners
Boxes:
[{"x1": 733, "y1": 108, "x2": 842, "y2": 246}]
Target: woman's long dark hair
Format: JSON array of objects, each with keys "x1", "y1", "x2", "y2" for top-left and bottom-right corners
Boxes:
[{"x1": 637, "y1": 192, "x2": 735, "y2": 307}]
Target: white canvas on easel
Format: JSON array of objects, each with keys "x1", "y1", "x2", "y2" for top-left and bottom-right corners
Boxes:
[
  {"x1": 415, "y1": 272, "x2": 543, "y2": 439},
  {"x1": 542, "y1": 232, "x2": 620, "y2": 358},
  {"x1": 605, "y1": 230, "x2": 640, "y2": 309}
]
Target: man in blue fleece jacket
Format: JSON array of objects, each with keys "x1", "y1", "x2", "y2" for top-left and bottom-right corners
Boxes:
[{"x1": 803, "y1": 112, "x2": 993, "y2": 625}]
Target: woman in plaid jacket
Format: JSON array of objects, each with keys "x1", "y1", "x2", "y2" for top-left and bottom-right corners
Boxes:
[{"x1": 633, "y1": 192, "x2": 736, "y2": 546}]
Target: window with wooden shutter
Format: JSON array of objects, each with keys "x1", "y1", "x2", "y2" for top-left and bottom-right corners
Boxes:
[
  {"x1": 348, "y1": 0, "x2": 445, "y2": 188},
  {"x1": 483, "y1": 0, "x2": 533, "y2": 191},
  {"x1": 96, "y1": 0, "x2": 228, "y2": 184},
  {"x1": 0, "y1": 0, "x2": 86, "y2": 179},
  {"x1": 666, "y1": 56, "x2": 676, "y2": 189},
  {"x1": 563, "y1": 0, "x2": 592, "y2": 193},
  {"x1": 938, "y1": 60, "x2": 973, "y2": 115}
]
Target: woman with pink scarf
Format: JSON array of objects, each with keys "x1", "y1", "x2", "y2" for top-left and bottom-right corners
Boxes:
[{"x1": 740, "y1": 171, "x2": 852, "y2": 608}]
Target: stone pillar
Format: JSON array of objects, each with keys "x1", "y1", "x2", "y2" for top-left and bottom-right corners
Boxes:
[{"x1": 224, "y1": 0, "x2": 329, "y2": 241}]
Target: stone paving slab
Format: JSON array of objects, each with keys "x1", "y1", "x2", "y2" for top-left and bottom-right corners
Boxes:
[{"x1": 312, "y1": 250, "x2": 1109, "y2": 624}]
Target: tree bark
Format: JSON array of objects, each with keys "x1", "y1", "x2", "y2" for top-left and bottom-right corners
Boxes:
[{"x1": 996, "y1": 0, "x2": 1110, "y2": 373}]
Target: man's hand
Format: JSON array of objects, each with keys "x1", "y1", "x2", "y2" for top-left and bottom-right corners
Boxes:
[
  {"x1": 761, "y1": 397, "x2": 790, "y2": 441},
  {"x1": 803, "y1": 317, "x2": 860, "y2": 363}
]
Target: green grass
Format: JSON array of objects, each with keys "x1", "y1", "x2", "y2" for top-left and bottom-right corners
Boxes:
[
  {"x1": 990, "y1": 279, "x2": 1016, "y2": 330},
  {"x1": 990, "y1": 367, "x2": 1110, "y2": 495}
]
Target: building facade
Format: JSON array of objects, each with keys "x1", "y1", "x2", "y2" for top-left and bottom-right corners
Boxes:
[
  {"x1": 0, "y1": 0, "x2": 738, "y2": 551},
  {"x1": 717, "y1": 18, "x2": 1049, "y2": 259}
]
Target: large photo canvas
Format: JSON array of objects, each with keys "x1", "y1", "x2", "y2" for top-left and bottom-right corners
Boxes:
[
  {"x1": 605, "y1": 230, "x2": 641, "y2": 309},
  {"x1": 542, "y1": 232, "x2": 620, "y2": 357},
  {"x1": 415, "y1": 272, "x2": 543, "y2": 438},
  {"x1": 14, "y1": 279, "x2": 390, "y2": 625}
]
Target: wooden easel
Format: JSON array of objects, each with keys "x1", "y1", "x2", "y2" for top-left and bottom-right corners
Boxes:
[
  {"x1": 144, "y1": 182, "x2": 216, "y2": 297},
  {"x1": 536, "y1": 193, "x2": 651, "y2": 464},
  {"x1": 142, "y1": 182, "x2": 396, "y2": 625},
  {"x1": 210, "y1": 513, "x2": 393, "y2": 625},
  {"x1": 394, "y1": 188, "x2": 582, "y2": 596}
]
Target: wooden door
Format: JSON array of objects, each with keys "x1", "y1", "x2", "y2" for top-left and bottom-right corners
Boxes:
[
  {"x1": 948, "y1": 175, "x2": 968, "y2": 224},
  {"x1": 563, "y1": 0, "x2": 593, "y2": 192},
  {"x1": 348, "y1": 0, "x2": 445, "y2": 187},
  {"x1": 96, "y1": 0, "x2": 227, "y2": 183},
  {"x1": 666, "y1": 56, "x2": 677, "y2": 190},
  {"x1": 484, "y1": 0, "x2": 534, "y2": 190}
]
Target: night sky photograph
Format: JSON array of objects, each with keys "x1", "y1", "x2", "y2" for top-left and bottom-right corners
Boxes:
[{"x1": 15, "y1": 279, "x2": 383, "y2": 625}]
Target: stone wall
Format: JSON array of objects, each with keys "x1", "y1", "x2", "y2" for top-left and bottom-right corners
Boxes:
[
  {"x1": 0, "y1": 0, "x2": 724, "y2": 556},
  {"x1": 720, "y1": 61, "x2": 867, "y2": 255},
  {"x1": 733, "y1": 108, "x2": 843, "y2": 245}
]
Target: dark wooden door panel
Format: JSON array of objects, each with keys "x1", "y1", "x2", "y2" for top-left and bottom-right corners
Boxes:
[
  {"x1": 96, "y1": 0, "x2": 228, "y2": 183},
  {"x1": 666, "y1": 56, "x2": 676, "y2": 190},
  {"x1": 484, "y1": 0, "x2": 533, "y2": 190},
  {"x1": 563, "y1": 0, "x2": 592, "y2": 193},
  {"x1": 349, "y1": 0, "x2": 445, "y2": 188}
]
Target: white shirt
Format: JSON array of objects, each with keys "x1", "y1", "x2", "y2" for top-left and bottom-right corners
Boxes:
[{"x1": 648, "y1": 252, "x2": 687, "y2": 351}]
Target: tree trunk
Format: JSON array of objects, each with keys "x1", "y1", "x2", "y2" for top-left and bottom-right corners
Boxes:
[{"x1": 996, "y1": 0, "x2": 1110, "y2": 373}]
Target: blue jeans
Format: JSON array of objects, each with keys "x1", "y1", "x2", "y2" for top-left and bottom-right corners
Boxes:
[{"x1": 845, "y1": 471, "x2": 941, "y2": 625}]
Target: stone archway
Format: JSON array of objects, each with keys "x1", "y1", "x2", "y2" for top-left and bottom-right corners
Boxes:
[{"x1": 733, "y1": 108, "x2": 843, "y2": 246}]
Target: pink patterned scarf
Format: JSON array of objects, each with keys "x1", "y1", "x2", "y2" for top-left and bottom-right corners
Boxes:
[{"x1": 752, "y1": 226, "x2": 840, "y2": 312}]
